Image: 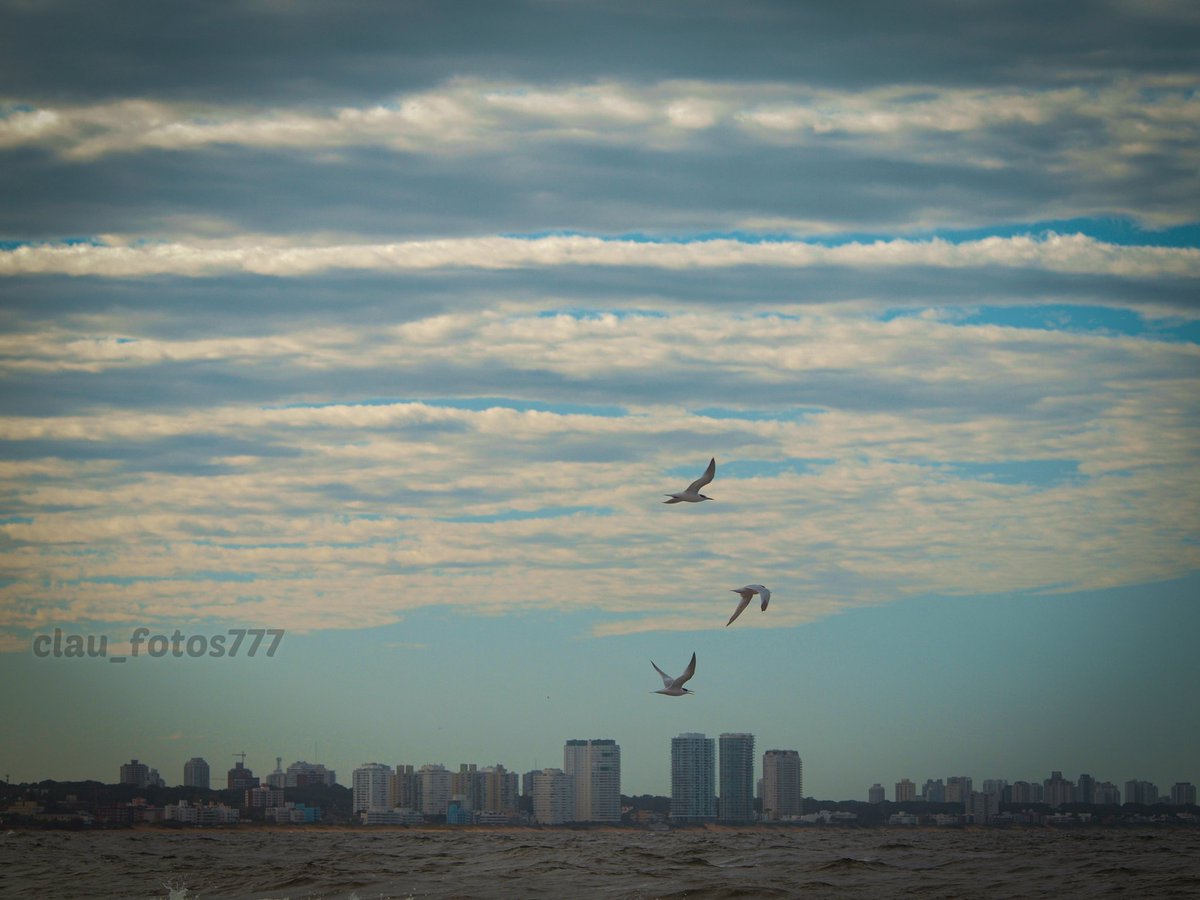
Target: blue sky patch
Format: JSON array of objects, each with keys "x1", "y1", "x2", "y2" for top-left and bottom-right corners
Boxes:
[{"x1": 441, "y1": 505, "x2": 613, "y2": 524}]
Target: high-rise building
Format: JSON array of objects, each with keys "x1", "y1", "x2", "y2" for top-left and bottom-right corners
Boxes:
[
  {"x1": 529, "y1": 768, "x2": 574, "y2": 824},
  {"x1": 868, "y1": 783, "x2": 885, "y2": 804},
  {"x1": 120, "y1": 759, "x2": 151, "y2": 787},
  {"x1": 1093, "y1": 781, "x2": 1121, "y2": 806},
  {"x1": 1124, "y1": 779, "x2": 1160, "y2": 806},
  {"x1": 671, "y1": 733, "x2": 716, "y2": 823},
  {"x1": 564, "y1": 739, "x2": 621, "y2": 822},
  {"x1": 761, "y1": 750, "x2": 802, "y2": 821},
  {"x1": 982, "y1": 779, "x2": 1009, "y2": 800},
  {"x1": 227, "y1": 757, "x2": 259, "y2": 791},
  {"x1": 1043, "y1": 771, "x2": 1075, "y2": 808},
  {"x1": 1075, "y1": 773, "x2": 1095, "y2": 805},
  {"x1": 451, "y1": 764, "x2": 482, "y2": 812},
  {"x1": 719, "y1": 734, "x2": 755, "y2": 823},
  {"x1": 894, "y1": 778, "x2": 916, "y2": 803},
  {"x1": 286, "y1": 760, "x2": 336, "y2": 787},
  {"x1": 1170, "y1": 782, "x2": 1196, "y2": 806},
  {"x1": 392, "y1": 765, "x2": 417, "y2": 810},
  {"x1": 183, "y1": 757, "x2": 210, "y2": 790},
  {"x1": 481, "y1": 765, "x2": 520, "y2": 815},
  {"x1": 922, "y1": 779, "x2": 945, "y2": 803},
  {"x1": 1009, "y1": 781, "x2": 1034, "y2": 804},
  {"x1": 266, "y1": 757, "x2": 286, "y2": 789},
  {"x1": 420, "y1": 764, "x2": 452, "y2": 816},
  {"x1": 352, "y1": 763, "x2": 393, "y2": 813},
  {"x1": 968, "y1": 790, "x2": 1000, "y2": 824},
  {"x1": 945, "y1": 776, "x2": 972, "y2": 805}
]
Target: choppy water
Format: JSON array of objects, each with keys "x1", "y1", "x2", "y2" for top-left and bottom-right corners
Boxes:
[{"x1": 2, "y1": 826, "x2": 1200, "y2": 899}]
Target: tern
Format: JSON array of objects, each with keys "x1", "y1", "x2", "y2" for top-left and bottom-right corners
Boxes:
[
  {"x1": 727, "y1": 584, "x2": 771, "y2": 626},
  {"x1": 651, "y1": 652, "x2": 697, "y2": 696},
  {"x1": 664, "y1": 457, "x2": 716, "y2": 503}
]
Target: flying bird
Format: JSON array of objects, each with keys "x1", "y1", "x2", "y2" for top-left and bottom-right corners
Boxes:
[
  {"x1": 651, "y1": 652, "x2": 697, "y2": 696},
  {"x1": 664, "y1": 457, "x2": 716, "y2": 504},
  {"x1": 727, "y1": 584, "x2": 771, "y2": 626}
]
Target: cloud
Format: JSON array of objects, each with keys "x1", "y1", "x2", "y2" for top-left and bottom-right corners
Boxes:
[
  {"x1": 1, "y1": 301, "x2": 1196, "y2": 644},
  {"x1": 3, "y1": 232, "x2": 1198, "y2": 279}
]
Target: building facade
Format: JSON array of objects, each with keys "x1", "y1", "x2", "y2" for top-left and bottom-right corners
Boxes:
[
  {"x1": 352, "y1": 763, "x2": 394, "y2": 813},
  {"x1": 894, "y1": 778, "x2": 916, "y2": 803},
  {"x1": 718, "y1": 733, "x2": 755, "y2": 823},
  {"x1": 671, "y1": 733, "x2": 716, "y2": 823},
  {"x1": 1043, "y1": 771, "x2": 1075, "y2": 808},
  {"x1": 563, "y1": 739, "x2": 621, "y2": 822},
  {"x1": 1170, "y1": 782, "x2": 1196, "y2": 806},
  {"x1": 183, "y1": 757, "x2": 210, "y2": 790},
  {"x1": 420, "y1": 764, "x2": 452, "y2": 816},
  {"x1": 120, "y1": 759, "x2": 151, "y2": 788},
  {"x1": 285, "y1": 760, "x2": 337, "y2": 787},
  {"x1": 761, "y1": 749, "x2": 802, "y2": 821},
  {"x1": 529, "y1": 768, "x2": 575, "y2": 824}
]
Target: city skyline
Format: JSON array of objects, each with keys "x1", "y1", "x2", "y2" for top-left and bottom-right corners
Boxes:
[
  {"x1": 2, "y1": 2, "x2": 1198, "y2": 801},
  {"x1": 20, "y1": 750, "x2": 1197, "y2": 815}
]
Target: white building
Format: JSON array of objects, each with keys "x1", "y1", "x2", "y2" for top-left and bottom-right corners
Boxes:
[
  {"x1": 530, "y1": 768, "x2": 575, "y2": 824},
  {"x1": 563, "y1": 739, "x2": 621, "y2": 822},
  {"x1": 420, "y1": 764, "x2": 452, "y2": 816},
  {"x1": 352, "y1": 763, "x2": 394, "y2": 813}
]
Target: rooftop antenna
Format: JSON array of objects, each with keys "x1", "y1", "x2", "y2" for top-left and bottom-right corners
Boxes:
[{"x1": 234, "y1": 751, "x2": 246, "y2": 766}]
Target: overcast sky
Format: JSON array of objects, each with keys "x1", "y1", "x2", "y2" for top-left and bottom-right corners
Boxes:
[{"x1": 1, "y1": 0, "x2": 1198, "y2": 801}]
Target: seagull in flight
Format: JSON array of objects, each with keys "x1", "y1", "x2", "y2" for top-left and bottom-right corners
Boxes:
[
  {"x1": 727, "y1": 584, "x2": 771, "y2": 626},
  {"x1": 651, "y1": 652, "x2": 697, "y2": 696},
  {"x1": 664, "y1": 457, "x2": 716, "y2": 504}
]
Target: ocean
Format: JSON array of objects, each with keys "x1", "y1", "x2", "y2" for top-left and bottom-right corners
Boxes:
[{"x1": 2, "y1": 826, "x2": 1199, "y2": 899}]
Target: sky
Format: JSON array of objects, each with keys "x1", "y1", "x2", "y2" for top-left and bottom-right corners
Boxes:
[{"x1": 1, "y1": 0, "x2": 1198, "y2": 801}]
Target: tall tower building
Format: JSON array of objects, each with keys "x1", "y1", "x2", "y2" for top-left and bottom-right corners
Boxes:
[
  {"x1": 451, "y1": 763, "x2": 483, "y2": 812},
  {"x1": 761, "y1": 749, "x2": 802, "y2": 821},
  {"x1": 868, "y1": 783, "x2": 885, "y2": 804},
  {"x1": 1170, "y1": 782, "x2": 1196, "y2": 806},
  {"x1": 266, "y1": 757, "x2": 286, "y2": 789},
  {"x1": 120, "y1": 759, "x2": 151, "y2": 788},
  {"x1": 894, "y1": 778, "x2": 916, "y2": 803},
  {"x1": 481, "y1": 765, "x2": 519, "y2": 814},
  {"x1": 945, "y1": 776, "x2": 973, "y2": 805},
  {"x1": 227, "y1": 756, "x2": 259, "y2": 791},
  {"x1": 564, "y1": 739, "x2": 621, "y2": 822},
  {"x1": 183, "y1": 757, "x2": 210, "y2": 790},
  {"x1": 285, "y1": 760, "x2": 336, "y2": 787},
  {"x1": 717, "y1": 734, "x2": 755, "y2": 823},
  {"x1": 1043, "y1": 771, "x2": 1075, "y2": 808},
  {"x1": 1075, "y1": 773, "x2": 1095, "y2": 805},
  {"x1": 420, "y1": 764, "x2": 452, "y2": 816},
  {"x1": 392, "y1": 765, "x2": 417, "y2": 809},
  {"x1": 352, "y1": 763, "x2": 394, "y2": 813},
  {"x1": 529, "y1": 768, "x2": 575, "y2": 824},
  {"x1": 1093, "y1": 781, "x2": 1121, "y2": 806},
  {"x1": 671, "y1": 733, "x2": 716, "y2": 823}
]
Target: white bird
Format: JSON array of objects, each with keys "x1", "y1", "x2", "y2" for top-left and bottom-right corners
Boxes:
[
  {"x1": 651, "y1": 652, "x2": 697, "y2": 696},
  {"x1": 727, "y1": 584, "x2": 771, "y2": 626},
  {"x1": 664, "y1": 457, "x2": 716, "y2": 503}
]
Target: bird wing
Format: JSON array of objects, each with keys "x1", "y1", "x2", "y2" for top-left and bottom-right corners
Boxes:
[
  {"x1": 758, "y1": 587, "x2": 771, "y2": 611},
  {"x1": 685, "y1": 457, "x2": 716, "y2": 493},
  {"x1": 674, "y1": 652, "x2": 697, "y2": 687},
  {"x1": 651, "y1": 660, "x2": 673, "y2": 687},
  {"x1": 726, "y1": 591, "x2": 752, "y2": 626}
]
